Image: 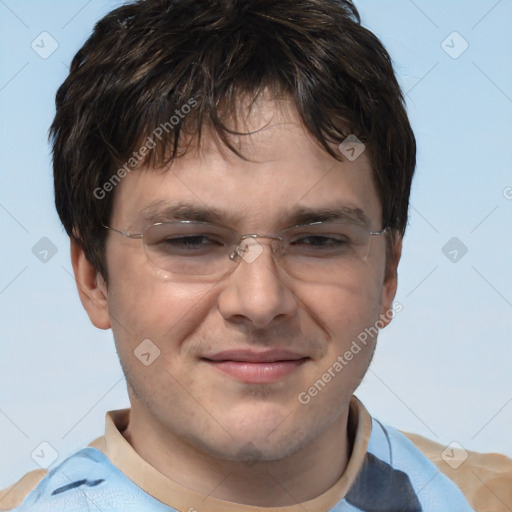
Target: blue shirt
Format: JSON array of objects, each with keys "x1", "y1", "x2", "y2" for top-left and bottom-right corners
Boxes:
[{"x1": 10, "y1": 416, "x2": 474, "y2": 511}]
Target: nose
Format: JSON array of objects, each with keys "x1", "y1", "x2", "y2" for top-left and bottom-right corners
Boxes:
[{"x1": 218, "y1": 239, "x2": 297, "y2": 329}]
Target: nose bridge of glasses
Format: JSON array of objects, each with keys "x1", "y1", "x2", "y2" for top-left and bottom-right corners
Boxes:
[
  {"x1": 238, "y1": 233, "x2": 283, "y2": 243},
  {"x1": 229, "y1": 233, "x2": 284, "y2": 264}
]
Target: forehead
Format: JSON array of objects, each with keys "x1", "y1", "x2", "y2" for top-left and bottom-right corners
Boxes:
[{"x1": 110, "y1": 98, "x2": 381, "y2": 230}]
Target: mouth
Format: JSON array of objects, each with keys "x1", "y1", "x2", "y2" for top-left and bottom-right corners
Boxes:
[{"x1": 201, "y1": 349, "x2": 310, "y2": 384}]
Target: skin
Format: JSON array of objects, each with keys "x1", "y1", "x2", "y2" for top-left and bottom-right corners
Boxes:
[{"x1": 72, "y1": 96, "x2": 401, "y2": 507}]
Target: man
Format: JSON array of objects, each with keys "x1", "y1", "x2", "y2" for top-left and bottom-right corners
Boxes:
[{"x1": 1, "y1": 0, "x2": 510, "y2": 510}]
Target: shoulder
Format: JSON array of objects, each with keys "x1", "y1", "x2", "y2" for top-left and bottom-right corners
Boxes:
[
  {"x1": 0, "y1": 470, "x2": 47, "y2": 511},
  {"x1": 365, "y1": 419, "x2": 475, "y2": 511},
  {"x1": 404, "y1": 431, "x2": 512, "y2": 512},
  {"x1": 0, "y1": 448, "x2": 174, "y2": 511}
]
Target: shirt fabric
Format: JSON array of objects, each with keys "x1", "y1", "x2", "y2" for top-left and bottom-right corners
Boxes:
[{"x1": 1, "y1": 397, "x2": 510, "y2": 511}]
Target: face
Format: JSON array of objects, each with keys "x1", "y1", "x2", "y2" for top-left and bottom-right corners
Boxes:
[{"x1": 80, "y1": 97, "x2": 399, "y2": 462}]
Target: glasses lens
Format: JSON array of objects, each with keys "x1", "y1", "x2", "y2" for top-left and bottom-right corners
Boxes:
[
  {"x1": 143, "y1": 222, "x2": 234, "y2": 275},
  {"x1": 281, "y1": 221, "x2": 378, "y2": 279}
]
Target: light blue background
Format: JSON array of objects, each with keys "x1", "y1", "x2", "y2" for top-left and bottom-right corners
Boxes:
[{"x1": 1, "y1": 0, "x2": 511, "y2": 489}]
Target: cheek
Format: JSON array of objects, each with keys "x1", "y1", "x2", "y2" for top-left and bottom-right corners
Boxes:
[
  {"x1": 301, "y1": 264, "x2": 384, "y2": 337},
  {"x1": 295, "y1": 279, "x2": 383, "y2": 426},
  {"x1": 106, "y1": 261, "x2": 217, "y2": 359}
]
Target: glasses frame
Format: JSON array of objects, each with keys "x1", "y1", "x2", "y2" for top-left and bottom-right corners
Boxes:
[{"x1": 102, "y1": 220, "x2": 389, "y2": 276}]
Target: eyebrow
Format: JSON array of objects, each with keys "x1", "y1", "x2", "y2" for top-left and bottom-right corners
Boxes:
[
  {"x1": 141, "y1": 201, "x2": 236, "y2": 225},
  {"x1": 285, "y1": 205, "x2": 369, "y2": 228},
  {"x1": 140, "y1": 201, "x2": 370, "y2": 229}
]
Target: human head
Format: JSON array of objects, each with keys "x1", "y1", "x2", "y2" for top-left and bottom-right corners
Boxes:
[
  {"x1": 51, "y1": 0, "x2": 416, "y2": 478},
  {"x1": 51, "y1": 0, "x2": 416, "y2": 282}
]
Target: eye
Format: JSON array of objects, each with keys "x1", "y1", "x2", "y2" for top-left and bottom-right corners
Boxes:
[
  {"x1": 286, "y1": 231, "x2": 354, "y2": 257},
  {"x1": 155, "y1": 234, "x2": 225, "y2": 254},
  {"x1": 293, "y1": 235, "x2": 348, "y2": 247},
  {"x1": 163, "y1": 235, "x2": 215, "y2": 247}
]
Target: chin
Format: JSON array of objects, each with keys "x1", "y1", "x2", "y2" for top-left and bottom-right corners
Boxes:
[
  {"x1": 210, "y1": 410, "x2": 315, "y2": 463},
  {"x1": 204, "y1": 432, "x2": 309, "y2": 464}
]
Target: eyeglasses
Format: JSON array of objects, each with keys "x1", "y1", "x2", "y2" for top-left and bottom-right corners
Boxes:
[{"x1": 103, "y1": 220, "x2": 388, "y2": 281}]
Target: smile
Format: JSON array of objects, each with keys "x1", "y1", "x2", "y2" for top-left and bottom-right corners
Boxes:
[{"x1": 202, "y1": 349, "x2": 309, "y2": 383}]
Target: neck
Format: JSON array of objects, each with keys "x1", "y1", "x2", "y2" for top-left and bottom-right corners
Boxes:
[{"x1": 122, "y1": 403, "x2": 351, "y2": 507}]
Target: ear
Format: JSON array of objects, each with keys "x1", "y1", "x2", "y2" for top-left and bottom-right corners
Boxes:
[
  {"x1": 70, "y1": 238, "x2": 111, "y2": 330},
  {"x1": 378, "y1": 235, "x2": 402, "y2": 328}
]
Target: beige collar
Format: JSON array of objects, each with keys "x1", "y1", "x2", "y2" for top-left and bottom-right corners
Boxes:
[{"x1": 88, "y1": 396, "x2": 372, "y2": 511}]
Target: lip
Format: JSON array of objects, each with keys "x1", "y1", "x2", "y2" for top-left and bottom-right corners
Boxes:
[
  {"x1": 204, "y1": 349, "x2": 307, "y2": 363},
  {"x1": 202, "y1": 349, "x2": 309, "y2": 383}
]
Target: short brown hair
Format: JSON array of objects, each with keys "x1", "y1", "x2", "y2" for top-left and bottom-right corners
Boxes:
[{"x1": 51, "y1": 0, "x2": 416, "y2": 280}]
